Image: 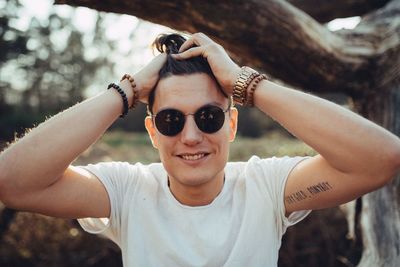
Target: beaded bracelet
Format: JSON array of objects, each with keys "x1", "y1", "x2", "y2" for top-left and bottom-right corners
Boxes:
[
  {"x1": 245, "y1": 74, "x2": 268, "y2": 107},
  {"x1": 108, "y1": 83, "x2": 129, "y2": 118},
  {"x1": 120, "y1": 74, "x2": 139, "y2": 109}
]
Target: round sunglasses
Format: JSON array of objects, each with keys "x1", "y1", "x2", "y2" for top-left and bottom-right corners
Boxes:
[{"x1": 152, "y1": 105, "x2": 230, "y2": 136}]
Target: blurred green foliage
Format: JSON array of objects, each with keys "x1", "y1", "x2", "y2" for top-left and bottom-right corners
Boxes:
[{"x1": 0, "y1": 0, "x2": 115, "y2": 140}]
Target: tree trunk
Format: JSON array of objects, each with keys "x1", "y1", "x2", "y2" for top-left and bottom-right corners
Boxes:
[
  {"x1": 287, "y1": 0, "x2": 390, "y2": 22},
  {"x1": 0, "y1": 207, "x2": 16, "y2": 242},
  {"x1": 355, "y1": 85, "x2": 400, "y2": 266}
]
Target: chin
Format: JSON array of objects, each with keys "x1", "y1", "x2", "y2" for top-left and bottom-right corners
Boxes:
[{"x1": 172, "y1": 171, "x2": 214, "y2": 186}]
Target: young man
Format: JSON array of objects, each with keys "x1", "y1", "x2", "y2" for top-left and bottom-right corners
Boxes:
[{"x1": 0, "y1": 32, "x2": 399, "y2": 266}]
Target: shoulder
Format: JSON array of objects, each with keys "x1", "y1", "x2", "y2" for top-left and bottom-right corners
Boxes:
[
  {"x1": 246, "y1": 155, "x2": 310, "y2": 173},
  {"x1": 82, "y1": 161, "x2": 164, "y2": 174},
  {"x1": 78, "y1": 161, "x2": 162, "y2": 188},
  {"x1": 84, "y1": 161, "x2": 136, "y2": 170},
  {"x1": 226, "y1": 155, "x2": 310, "y2": 194},
  {"x1": 225, "y1": 155, "x2": 304, "y2": 178}
]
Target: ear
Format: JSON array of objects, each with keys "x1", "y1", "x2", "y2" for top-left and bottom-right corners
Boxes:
[
  {"x1": 228, "y1": 107, "x2": 238, "y2": 142},
  {"x1": 145, "y1": 116, "x2": 158, "y2": 149}
]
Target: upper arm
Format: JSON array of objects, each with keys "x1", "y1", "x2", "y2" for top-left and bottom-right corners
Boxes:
[
  {"x1": 5, "y1": 165, "x2": 110, "y2": 219},
  {"x1": 284, "y1": 154, "x2": 387, "y2": 215}
]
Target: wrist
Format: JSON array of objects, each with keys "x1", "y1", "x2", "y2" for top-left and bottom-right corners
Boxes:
[
  {"x1": 120, "y1": 74, "x2": 139, "y2": 108},
  {"x1": 132, "y1": 72, "x2": 150, "y2": 104},
  {"x1": 232, "y1": 66, "x2": 259, "y2": 105},
  {"x1": 224, "y1": 66, "x2": 241, "y2": 95},
  {"x1": 108, "y1": 83, "x2": 129, "y2": 118},
  {"x1": 119, "y1": 79, "x2": 134, "y2": 107},
  {"x1": 244, "y1": 74, "x2": 268, "y2": 107}
]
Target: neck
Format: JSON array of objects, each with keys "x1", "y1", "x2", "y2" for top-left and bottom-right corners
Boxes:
[{"x1": 168, "y1": 172, "x2": 225, "y2": 206}]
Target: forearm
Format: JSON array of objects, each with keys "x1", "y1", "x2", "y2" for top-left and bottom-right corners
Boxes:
[
  {"x1": 254, "y1": 80, "x2": 400, "y2": 176},
  {"x1": 0, "y1": 82, "x2": 131, "y2": 193}
]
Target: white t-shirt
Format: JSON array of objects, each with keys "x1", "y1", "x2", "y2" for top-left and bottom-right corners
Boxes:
[{"x1": 78, "y1": 155, "x2": 311, "y2": 267}]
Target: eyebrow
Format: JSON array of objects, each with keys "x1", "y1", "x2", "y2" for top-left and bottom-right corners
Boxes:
[{"x1": 156, "y1": 102, "x2": 226, "y2": 113}]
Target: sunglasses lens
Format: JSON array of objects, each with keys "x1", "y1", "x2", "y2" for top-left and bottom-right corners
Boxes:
[
  {"x1": 155, "y1": 109, "x2": 185, "y2": 136},
  {"x1": 195, "y1": 106, "x2": 225, "y2": 134}
]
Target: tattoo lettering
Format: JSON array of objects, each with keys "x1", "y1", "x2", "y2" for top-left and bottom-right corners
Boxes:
[
  {"x1": 285, "y1": 190, "x2": 308, "y2": 204},
  {"x1": 285, "y1": 181, "x2": 333, "y2": 205},
  {"x1": 307, "y1": 182, "x2": 333, "y2": 195}
]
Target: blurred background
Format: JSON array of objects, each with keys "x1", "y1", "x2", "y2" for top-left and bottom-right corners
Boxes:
[{"x1": 0, "y1": 0, "x2": 366, "y2": 266}]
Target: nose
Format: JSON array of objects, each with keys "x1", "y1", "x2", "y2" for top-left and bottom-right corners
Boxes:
[{"x1": 180, "y1": 115, "x2": 203, "y2": 146}]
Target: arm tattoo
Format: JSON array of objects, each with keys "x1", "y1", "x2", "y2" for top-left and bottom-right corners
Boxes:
[
  {"x1": 285, "y1": 190, "x2": 308, "y2": 204},
  {"x1": 285, "y1": 181, "x2": 333, "y2": 205},
  {"x1": 307, "y1": 182, "x2": 332, "y2": 195}
]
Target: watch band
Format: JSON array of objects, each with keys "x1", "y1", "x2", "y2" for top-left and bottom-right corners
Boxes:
[{"x1": 232, "y1": 66, "x2": 259, "y2": 105}]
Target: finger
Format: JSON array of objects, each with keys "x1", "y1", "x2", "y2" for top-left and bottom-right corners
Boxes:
[
  {"x1": 179, "y1": 33, "x2": 212, "y2": 52},
  {"x1": 173, "y1": 47, "x2": 204, "y2": 60},
  {"x1": 179, "y1": 38, "x2": 197, "y2": 53}
]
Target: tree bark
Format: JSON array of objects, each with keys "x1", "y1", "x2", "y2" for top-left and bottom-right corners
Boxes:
[
  {"x1": 53, "y1": 0, "x2": 400, "y2": 266},
  {"x1": 288, "y1": 0, "x2": 390, "y2": 23},
  {"x1": 355, "y1": 85, "x2": 400, "y2": 266},
  {"x1": 55, "y1": 0, "x2": 376, "y2": 94},
  {"x1": 0, "y1": 206, "x2": 16, "y2": 242}
]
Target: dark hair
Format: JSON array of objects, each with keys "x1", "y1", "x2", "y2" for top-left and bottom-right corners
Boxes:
[{"x1": 147, "y1": 33, "x2": 229, "y2": 114}]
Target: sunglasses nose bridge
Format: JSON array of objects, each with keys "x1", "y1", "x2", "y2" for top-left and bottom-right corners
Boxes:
[{"x1": 180, "y1": 114, "x2": 203, "y2": 144}]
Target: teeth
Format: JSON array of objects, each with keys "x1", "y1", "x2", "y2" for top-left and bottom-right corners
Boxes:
[{"x1": 181, "y1": 153, "x2": 206, "y2": 161}]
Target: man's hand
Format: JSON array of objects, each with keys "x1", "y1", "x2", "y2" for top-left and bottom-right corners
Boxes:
[
  {"x1": 172, "y1": 32, "x2": 241, "y2": 96},
  {"x1": 134, "y1": 53, "x2": 167, "y2": 104}
]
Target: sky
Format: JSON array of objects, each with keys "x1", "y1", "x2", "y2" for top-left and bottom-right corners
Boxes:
[{"x1": 4, "y1": 0, "x2": 361, "y2": 96}]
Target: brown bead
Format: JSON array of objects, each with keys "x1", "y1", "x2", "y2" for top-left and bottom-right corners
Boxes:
[
  {"x1": 120, "y1": 73, "x2": 139, "y2": 109},
  {"x1": 245, "y1": 74, "x2": 268, "y2": 107}
]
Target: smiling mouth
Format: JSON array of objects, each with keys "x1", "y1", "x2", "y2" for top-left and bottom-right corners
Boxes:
[{"x1": 178, "y1": 153, "x2": 209, "y2": 161}]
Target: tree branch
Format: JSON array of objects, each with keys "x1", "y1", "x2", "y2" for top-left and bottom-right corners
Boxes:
[
  {"x1": 54, "y1": 0, "x2": 398, "y2": 96},
  {"x1": 288, "y1": 0, "x2": 390, "y2": 23}
]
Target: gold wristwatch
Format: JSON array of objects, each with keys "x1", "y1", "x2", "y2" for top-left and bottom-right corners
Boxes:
[{"x1": 232, "y1": 66, "x2": 259, "y2": 105}]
